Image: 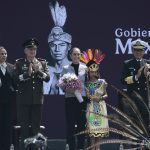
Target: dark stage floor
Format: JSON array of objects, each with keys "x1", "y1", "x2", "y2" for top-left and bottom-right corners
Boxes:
[{"x1": 47, "y1": 139, "x2": 120, "y2": 150}]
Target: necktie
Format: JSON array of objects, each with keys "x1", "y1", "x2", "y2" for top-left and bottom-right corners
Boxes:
[{"x1": 136, "y1": 60, "x2": 141, "y2": 69}]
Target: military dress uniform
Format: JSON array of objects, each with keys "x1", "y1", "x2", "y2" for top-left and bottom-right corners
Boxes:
[
  {"x1": 14, "y1": 38, "x2": 50, "y2": 150},
  {"x1": 121, "y1": 58, "x2": 150, "y2": 99},
  {"x1": 14, "y1": 57, "x2": 50, "y2": 149},
  {"x1": 121, "y1": 39, "x2": 150, "y2": 127}
]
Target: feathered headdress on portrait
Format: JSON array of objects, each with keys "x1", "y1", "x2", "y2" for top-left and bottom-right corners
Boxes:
[
  {"x1": 48, "y1": 0, "x2": 72, "y2": 43},
  {"x1": 49, "y1": 0, "x2": 67, "y2": 28},
  {"x1": 80, "y1": 49, "x2": 105, "y2": 71}
]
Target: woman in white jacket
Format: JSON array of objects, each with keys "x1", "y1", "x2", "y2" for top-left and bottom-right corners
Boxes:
[{"x1": 62, "y1": 47, "x2": 87, "y2": 150}]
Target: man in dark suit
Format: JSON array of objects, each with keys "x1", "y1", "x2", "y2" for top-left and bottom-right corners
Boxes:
[
  {"x1": 14, "y1": 38, "x2": 50, "y2": 150},
  {"x1": 121, "y1": 39, "x2": 150, "y2": 127},
  {"x1": 0, "y1": 46, "x2": 15, "y2": 150}
]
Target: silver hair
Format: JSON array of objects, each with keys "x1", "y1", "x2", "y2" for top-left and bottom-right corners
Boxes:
[{"x1": 0, "y1": 46, "x2": 5, "y2": 50}]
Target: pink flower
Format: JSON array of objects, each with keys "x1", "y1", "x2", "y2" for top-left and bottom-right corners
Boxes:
[{"x1": 58, "y1": 73, "x2": 82, "y2": 91}]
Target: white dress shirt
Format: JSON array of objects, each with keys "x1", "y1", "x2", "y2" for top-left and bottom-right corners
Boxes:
[{"x1": 0, "y1": 62, "x2": 7, "y2": 75}]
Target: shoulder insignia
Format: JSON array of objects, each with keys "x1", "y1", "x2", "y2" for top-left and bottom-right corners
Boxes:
[
  {"x1": 37, "y1": 58, "x2": 46, "y2": 62},
  {"x1": 15, "y1": 58, "x2": 24, "y2": 62},
  {"x1": 124, "y1": 59, "x2": 132, "y2": 64}
]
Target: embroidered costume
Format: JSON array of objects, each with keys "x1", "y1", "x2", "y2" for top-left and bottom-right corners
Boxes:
[
  {"x1": 80, "y1": 49, "x2": 109, "y2": 138},
  {"x1": 85, "y1": 79, "x2": 109, "y2": 137}
]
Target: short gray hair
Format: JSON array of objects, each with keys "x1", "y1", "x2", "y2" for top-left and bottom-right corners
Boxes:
[{"x1": 0, "y1": 46, "x2": 5, "y2": 51}]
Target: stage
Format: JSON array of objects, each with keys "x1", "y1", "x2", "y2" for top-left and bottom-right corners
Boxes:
[{"x1": 47, "y1": 139, "x2": 120, "y2": 150}]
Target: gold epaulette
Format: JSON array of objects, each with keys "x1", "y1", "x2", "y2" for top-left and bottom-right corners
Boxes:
[
  {"x1": 37, "y1": 58, "x2": 47, "y2": 62},
  {"x1": 15, "y1": 58, "x2": 24, "y2": 62}
]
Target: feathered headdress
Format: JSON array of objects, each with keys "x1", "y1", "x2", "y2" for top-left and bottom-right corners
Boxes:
[
  {"x1": 49, "y1": 0, "x2": 67, "y2": 28},
  {"x1": 48, "y1": 1, "x2": 72, "y2": 43},
  {"x1": 80, "y1": 49, "x2": 105, "y2": 71}
]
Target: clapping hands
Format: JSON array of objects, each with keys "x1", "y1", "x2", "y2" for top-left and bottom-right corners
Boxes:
[
  {"x1": 144, "y1": 63, "x2": 150, "y2": 77},
  {"x1": 28, "y1": 63, "x2": 33, "y2": 76}
]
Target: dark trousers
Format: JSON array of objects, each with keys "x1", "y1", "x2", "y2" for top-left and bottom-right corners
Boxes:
[
  {"x1": 17, "y1": 104, "x2": 42, "y2": 150},
  {"x1": 126, "y1": 91, "x2": 149, "y2": 127},
  {"x1": 65, "y1": 97, "x2": 87, "y2": 150},
  {"x1": 0, "y1": 102, "x2": 12, "y2": 150}
]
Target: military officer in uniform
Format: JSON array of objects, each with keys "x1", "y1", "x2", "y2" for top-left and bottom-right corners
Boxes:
[
  {"x1": 14, "y1": 38, "x2": 50, "y2": 150},
  {"x1": 121, "y1": 39, "x2": 150, "y2": 127}
]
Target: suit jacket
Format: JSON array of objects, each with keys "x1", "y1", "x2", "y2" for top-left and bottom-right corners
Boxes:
[
  {"x1": 121, "y1": 58, "x2": 150, "y2": 99},
  {"x1": 14, "y1": 58, "x2": 50, "y2": 105},
  {"x1": 0, "y1": 62, "x2": 15, "y2": 103},
  {"x1": 61, "y1": 63, "x2": 87, "y2": 98}
]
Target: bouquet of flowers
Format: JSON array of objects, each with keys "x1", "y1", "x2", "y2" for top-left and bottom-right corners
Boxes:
[{"x1": 58, "y1": 73, "x2": 83, "y2": 103}]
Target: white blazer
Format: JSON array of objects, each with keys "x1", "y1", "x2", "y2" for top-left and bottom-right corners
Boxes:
[{"x1": 61, "y1": 63, "x2": 87, "y2": 98}]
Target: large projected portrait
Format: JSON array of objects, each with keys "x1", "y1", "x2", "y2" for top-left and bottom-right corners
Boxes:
[{"x1": 44, "y1": 1, "x2": 72, "y2": 95}]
